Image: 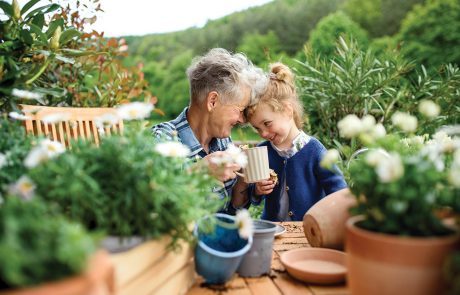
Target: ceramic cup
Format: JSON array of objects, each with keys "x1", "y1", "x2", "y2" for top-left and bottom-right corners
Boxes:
[{"x1": 236, "y1": 146, "x2": 270, "y2": 183}]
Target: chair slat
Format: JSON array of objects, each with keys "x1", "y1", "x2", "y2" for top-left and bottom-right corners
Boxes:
[{"x1": 18, "y1": 105, "x2": 123, "y2": 148}]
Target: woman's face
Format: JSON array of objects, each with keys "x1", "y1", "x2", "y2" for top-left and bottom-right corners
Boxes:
[
  {"x1": 249, "y1": 102, "x2": 297, "y2": 148},
  {"x1": 209, "y1": 87, "x2": 251, "y2": 138}
]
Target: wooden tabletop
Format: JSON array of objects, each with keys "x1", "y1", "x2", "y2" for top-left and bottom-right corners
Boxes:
[{"x1": 187, "y1": 221, "x2": 350, "y2": 295}]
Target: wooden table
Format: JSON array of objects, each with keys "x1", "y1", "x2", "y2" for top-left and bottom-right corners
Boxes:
[{"x1": 187, "y1": 222, "x2": 350, "y2": 295}]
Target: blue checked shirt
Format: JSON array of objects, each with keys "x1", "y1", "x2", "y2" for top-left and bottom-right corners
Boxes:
[{"x1": 151, "y1": 107, "x2": 237, "y2": 204}]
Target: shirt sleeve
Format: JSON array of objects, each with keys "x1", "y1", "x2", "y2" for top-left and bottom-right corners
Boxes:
[
  {"x1": 314, "y1": 140, "x2": 348, "y2": 195},
  {"x1": 151, "y1": 122, "x2": 176, "y2": 141}
]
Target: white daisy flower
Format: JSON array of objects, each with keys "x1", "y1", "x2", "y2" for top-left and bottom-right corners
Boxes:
[
  {"x1": 8, "y1": 176, "x2": 36, "y2": 201},
  {"x1": 419, "y1": 100, "x2": 440, "y2": 119},
  {"x1": 11, "y1": 89, "x2": 43, "y2": 100},
  {"x1": 8, "y1": 111, "x2": 31, "y2": 120},
  {"x1": 24, "y1": 139, "x2": 65, "y2": 168},
  {"x1": 361, "y1": 115, "x2": 376, "y2": 132},
  {"x1": 95, "y1": 113, "x2": 120, "y2": 129},
  {"x1": 391, "y1": 112, "x2": 417, "y2": 133},
  {"x1": 338, "y1": 114, "x2": 363, "y2": 138},
  {"x1": 225, "y1": 144, "x2": 248, "y2": 168},
  {"x1": 154, "y1": 141, "x2": 190, "y2": 158},
  {"x1": 116, "y1": 102, "x2": 154, "y2": 120},
  {"x1": 235, "y1": 209, "x2": 253, "y2": 240},
  {"x1": 376, "y1": 153, "x2": 404, "y2": 183}
]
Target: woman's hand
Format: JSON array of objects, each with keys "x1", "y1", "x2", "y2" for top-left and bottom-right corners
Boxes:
[
  {"x1": 255, "y1": 180, "x2": 275, "y2": 196},
  {"x1": 204, "y1": 151, "x2": 241, "y2": 182}
]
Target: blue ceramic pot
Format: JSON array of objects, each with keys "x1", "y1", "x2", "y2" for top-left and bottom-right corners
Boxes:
[{"x1": 194, "y1": 213, "x2": 253, "y2": 284}]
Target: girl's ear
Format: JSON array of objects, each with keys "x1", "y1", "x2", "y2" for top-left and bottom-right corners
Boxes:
[
  {"x1": 283, "y1": 101, "x2": 294, "y2": 119},
  {"x1": 206, "y1": 91, "x2": 219, "y2": 112}
]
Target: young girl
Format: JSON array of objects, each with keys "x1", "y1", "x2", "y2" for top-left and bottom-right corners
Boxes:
[{"x1": 232, "y1": 62, "x2": 348, "y2": 221}]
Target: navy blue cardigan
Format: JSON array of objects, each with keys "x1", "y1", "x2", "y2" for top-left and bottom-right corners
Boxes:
[{"x1": 251, "y1": 137, "x2": 347, "y2": 221}]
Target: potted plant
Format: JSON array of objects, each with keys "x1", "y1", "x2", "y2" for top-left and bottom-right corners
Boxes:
[
  {"x1": 16, "y1": 103, "x2": 222, "y2": 293},
  {"x1": 328, "y1": 105, "x2": 460, "y2": 295},
  {"x1": 194, "y1": 210, "x2": 253, "y2": 284},
  {"x1": 0, "y1": 195, "x2": 113, "y2": 295}
]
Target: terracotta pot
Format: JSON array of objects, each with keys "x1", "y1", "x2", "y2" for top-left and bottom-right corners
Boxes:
[
  {"x1": 303, "y1": 189, "x2": 356, "y2": 249},
  {"x1": 346, "y1": 216, "x2": 460, "y2": 295},
  {"x1": 0, "y1": 250, "x2": 114, "y2": 295}
]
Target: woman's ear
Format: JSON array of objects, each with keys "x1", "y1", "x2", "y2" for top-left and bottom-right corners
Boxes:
[{"x1": 206, "y1": 91, "x2": 219, "y2": 112}]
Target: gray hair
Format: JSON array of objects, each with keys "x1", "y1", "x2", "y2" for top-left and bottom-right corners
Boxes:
[{"x1": 186, "y1": 48, "x2": 268, "y2": 105}]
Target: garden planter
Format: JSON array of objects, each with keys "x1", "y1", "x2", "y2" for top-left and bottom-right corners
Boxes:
[
  {"x1": 303, "y1": 190, "x2": 356, "y2": 249},
  {"x1": 237, "y1": 219, "x2": 277, "y2": 277},
  {"x1": 109, "y1": 236, "x2": 194, "y2": 295},
  {"x1": 194, "y1": 213, "x2": 252, "y2": 284},
  {"x1": 101, "y1": 236, "x2": 145, "y2": 253},
  {"x1": 346, "y1": 216, "x2": 460, "y2": 295},
  {"x1": 0, "y1": 250, "x2": 114, "y2": 295}
]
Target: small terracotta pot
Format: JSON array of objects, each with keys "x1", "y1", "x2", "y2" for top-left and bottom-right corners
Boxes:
[
  {"x1": 0, "y1": 250, "x2": 114, "y2": 295},
  {"x1": 303, "y1": 189, "x2": 356, "y2": 249},
  {"x1": 346, "y1": 216, "x2": 460, "y2": 295}
]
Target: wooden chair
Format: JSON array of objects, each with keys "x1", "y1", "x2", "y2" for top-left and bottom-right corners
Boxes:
[{"x1": 19, "y1": 104, "x2": 124, "y2": 147}]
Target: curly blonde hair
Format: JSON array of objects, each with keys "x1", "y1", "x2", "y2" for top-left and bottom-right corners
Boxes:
[{"x1": 245, "y1": 62, "x2": 304, "y2": 128}]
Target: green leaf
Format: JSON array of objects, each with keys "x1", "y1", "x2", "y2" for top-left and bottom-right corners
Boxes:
[
  {"x1": 55, "y1": 54, "x2": 74, "y2": 64},
  {"x1": 28, "y1": 23, "x2": 47, "y2": 44},
  {"x1": 0, "y1": 1, "x2": 13, "y2": 17},
  {"x1": 31, "y1": 12, "x2": 45, "y2": 30},
  {"x1": 24, "y1": 3, "x2": 60, "y2": 21},
  {"x1": 60, "y1": 48, "x2": 107, "y2": 57},
  {"x1": 46, "y1": 18, "x2": 64, "y2": 38},
  {"x1": 20, "y1": 29, "x2": 33, "y2": 45},
  {"x1": 59, "y1": 29, "x2": 82, "y2": 45},
  {"x1": 20, "y1": 0, "x2": 41, "y2": 15}
]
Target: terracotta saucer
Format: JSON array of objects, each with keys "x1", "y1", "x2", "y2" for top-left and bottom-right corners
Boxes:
[
  {"x1": 274, "y1": 224, "x2": 286, "y2": 237},
  {"x1": 280, "y1": 247, "x2": 347, "y2": 284}
]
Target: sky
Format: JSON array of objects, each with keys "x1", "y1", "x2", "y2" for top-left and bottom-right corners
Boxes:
[
  {"x1": 93, "y1": 0, "x2": 273, "y2": 37},
  {"x1": 9, "y1": 0, "x2": 273, "y2": 37}
]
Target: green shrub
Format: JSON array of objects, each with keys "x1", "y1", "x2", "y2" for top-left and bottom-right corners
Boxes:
[
  {"x1": 28, "y1": 125, "x2": 222, "y2": 246},
  {"x1": 308, "y1": 11, "x2": 369, "y2": 58},
  {"x1": 0, "y1": 116, "x2": 34, "y2": 197},
  {"x1": 0, "y1": 197, "x2": 96, "y2": 289},
  {"x1": 398, "y1": 0, "x2": 460, "y2": 67},
  {"x1": 295, "y1": 37, "x2": 460, "y2": 156}
]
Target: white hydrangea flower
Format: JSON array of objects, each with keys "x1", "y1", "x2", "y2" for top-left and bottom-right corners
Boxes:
[
  {"x1": 361, "y1": 115, "x2": 376, "y2": 132},
  {"x1": 11, "y1": 89, "x2": 43, "y2": 100},
  {"x1": 372, "y1": 123, "x2": 387, "y2": 139},
  {"x1": 419, "y1": 100, "x2": 440, "y2": 119},
  {"x1": 225, "y1": 144, "x2": 248, "y2": 168},
  {"x1": 0, "y1": 153, "x2": 7, "y2": 169},
  {"x1": 338, "y1": 114, "x2": 363, "y2": 138},
  {"x1": 235, "y1": 209, "x2": 253, "y2": 240},
  {"x1": 116, "y1": 102, "x2": 154, "y2": 120},
  {"x1": 154, "y1": 141, "x2": 190, "y2": 158},
  {"x1": 376, "y1": 153, "x2": 404, "y2": 183},
  {"x1": 366, "y1": 149, "x2": 388, "y2": 167},
  {"x1": 8, "y1": 175, "x2": 36, "y2": 201},
  {"x1": 24, "y1": 139, "x2": 66, "y2": 168},
  {"x1": 320, "y1": 149, "x2": 340, "y2": 169},
  {"x1": 42, "y1": 113, "x2": 71, "y2": 124},
  {"x1": 8, "y1": 111, "x2": 31, "y2": 120},
  {"x1": 391, "y1": 112, "x2": 418, "y2": 133},
  {"x1": 429, "y1": 131, "x2": 456, "y2": 153}
]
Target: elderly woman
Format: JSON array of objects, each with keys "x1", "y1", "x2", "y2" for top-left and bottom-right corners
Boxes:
[{"x1": 152, "y1": 48, "x2": 267, "y2": 214}]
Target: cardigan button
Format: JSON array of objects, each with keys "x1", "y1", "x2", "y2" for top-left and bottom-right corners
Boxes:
[
  {"x1": 288, "y1": 211, "x2": 293, "y2": 217},
  {"x1": 285, "y1": 186, "x2": 289, "y2": 191},
  {"x1": 283, "y1": 160, "x2": 286, "y2": 164}
]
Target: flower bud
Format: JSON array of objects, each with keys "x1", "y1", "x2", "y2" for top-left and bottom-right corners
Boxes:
[
  {"x1": 50, "y1": 26, "x2": 62, "y2": 50},
  {"x1": 12, "y1": 0, "x2": 21, "y2": 20}
]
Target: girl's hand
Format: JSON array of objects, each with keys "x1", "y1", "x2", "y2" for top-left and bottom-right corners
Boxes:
[{"x1": 255, "y1": 180, "x2": 275, "y2": 196}]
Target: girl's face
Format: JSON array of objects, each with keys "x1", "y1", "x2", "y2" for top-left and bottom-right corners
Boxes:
[{"x1": 249, "y1": 102, "x2": 298, "y2": 149}]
